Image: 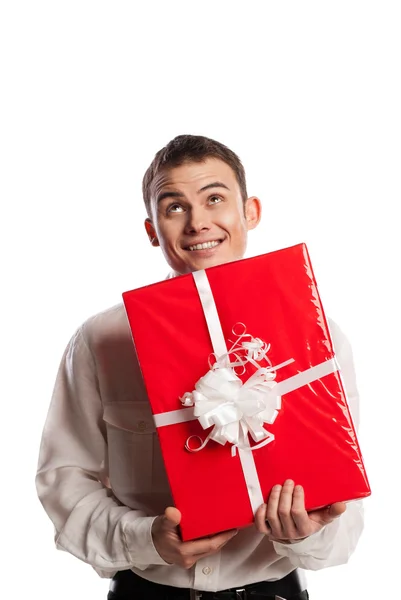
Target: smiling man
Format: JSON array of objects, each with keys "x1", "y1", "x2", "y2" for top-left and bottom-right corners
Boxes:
[
  {"x1": 143, "y1": 155, "x2": 260, "y2": 274},
  {"x1": 36, "y1": 135, "x2": 364, "y2": 600}
]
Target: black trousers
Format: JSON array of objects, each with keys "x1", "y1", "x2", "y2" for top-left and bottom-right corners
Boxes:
[
  {"x1": 107, "y1": 569, "x2": 309, "y2": 600},
  {"x1": 108, "y1": 591, "x2": 309, "y2": 600}
]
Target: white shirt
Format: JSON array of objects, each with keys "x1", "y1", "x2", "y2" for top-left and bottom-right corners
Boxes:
[{"x1": 35, "y1": 302, "x2": 364, "y2": 593}]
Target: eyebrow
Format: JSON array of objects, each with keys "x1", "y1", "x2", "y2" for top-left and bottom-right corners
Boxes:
[{"x1": 156, "y1": 181, "x2": 230, "y2": 204}]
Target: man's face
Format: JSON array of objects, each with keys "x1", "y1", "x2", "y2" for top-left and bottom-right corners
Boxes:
[{"x1": 145, "y1": 158, "x2": 261, "y2": 275}]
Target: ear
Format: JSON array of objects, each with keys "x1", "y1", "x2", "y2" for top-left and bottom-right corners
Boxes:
[
  {"x1": 244, "y1": 196, "x2": 262, "y2": 230},
  {"x1": 144, "y1": 218, "x2": 160, "y2": 247}
]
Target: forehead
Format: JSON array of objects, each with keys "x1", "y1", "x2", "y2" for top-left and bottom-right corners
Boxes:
[{"x1": 150, "y1": 158, "x2": 239, "y2": 199}]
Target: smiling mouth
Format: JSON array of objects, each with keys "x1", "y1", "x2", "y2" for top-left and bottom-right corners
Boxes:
[{"x1": 185, "y1": 239, "x2": 224, "y2": 252}]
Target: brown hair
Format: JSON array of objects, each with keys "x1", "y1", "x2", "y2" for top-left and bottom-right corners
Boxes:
[{"x1": 142, "y1": 134, "x2": 248, "y2": 217}]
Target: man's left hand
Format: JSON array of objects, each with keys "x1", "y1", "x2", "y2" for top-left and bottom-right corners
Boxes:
[{"x1": 255, "y1": 479, "x2": 346, "y2": 543}]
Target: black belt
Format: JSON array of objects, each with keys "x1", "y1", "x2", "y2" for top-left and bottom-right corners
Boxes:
[{"x1": 109, "y1": 568, "x2": 305, "y2": 599}]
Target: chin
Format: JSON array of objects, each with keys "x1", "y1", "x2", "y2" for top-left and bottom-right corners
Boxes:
[{"x1": 192, "y1": 256, "x2": 231, "y2": 272}]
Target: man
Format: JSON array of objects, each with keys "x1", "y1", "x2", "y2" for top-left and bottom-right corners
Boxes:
[{"x1": 36, "y1": 135, "x2": 364, "y2": 600}]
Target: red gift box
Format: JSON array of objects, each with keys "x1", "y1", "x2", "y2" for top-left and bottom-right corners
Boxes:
[{"x1": 122, "y1": 243, "x2": 370, "y2": 541}]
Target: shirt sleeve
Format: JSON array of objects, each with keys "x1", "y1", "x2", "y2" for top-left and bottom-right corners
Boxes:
[
  {"x1": 272, "y1": 319, "x2": 365, "y2": 570},
  {"x1": 35, "y1": 326, "x2": 169, "y2": 575}
]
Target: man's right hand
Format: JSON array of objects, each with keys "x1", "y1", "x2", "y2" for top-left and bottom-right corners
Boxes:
[{"x1": 151, "y1": 506, "x2": 238, "y2": 569}]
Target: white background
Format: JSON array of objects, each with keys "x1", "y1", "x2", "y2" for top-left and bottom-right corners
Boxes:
[{"x1": 1, "y1": 1, "x2": 400, "y2": 598}]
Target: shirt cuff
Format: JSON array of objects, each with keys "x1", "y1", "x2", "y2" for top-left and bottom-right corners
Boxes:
[
  {"x1": 121, "y1": 514, "x2": 171, "y2": 569},
  {"x1": 272, "y1": 521, "x2": 338, "y2": 556}
]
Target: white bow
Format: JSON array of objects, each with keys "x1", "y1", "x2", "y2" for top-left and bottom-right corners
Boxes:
[{"x1": 180, "y1": 326, "x2": 294, "y2": 455}]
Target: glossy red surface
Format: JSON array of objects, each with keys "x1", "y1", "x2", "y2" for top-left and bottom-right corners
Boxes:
[{"x1": 123, "y1": 243, "x2": 370, "y2": 541}]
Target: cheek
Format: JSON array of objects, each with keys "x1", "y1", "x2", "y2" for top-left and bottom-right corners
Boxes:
[
  {"x1": 221, "y1": 212, "x2": 247, "y2": 242},
  {"x1": 156, "y1": 224, "x2": 186, "y2": 258}
]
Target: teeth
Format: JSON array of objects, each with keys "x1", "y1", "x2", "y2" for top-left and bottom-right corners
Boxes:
[{"x1": 188, "y1": 240, "x2": 221, "y2": 251}]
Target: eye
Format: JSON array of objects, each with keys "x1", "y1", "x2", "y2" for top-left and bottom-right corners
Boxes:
[
  {"x1": 167, "y1": 203, "x2": 185, "y2": 214},
  {"x1": 209, "y1": 195, "x2": 223, "y2": 205}
]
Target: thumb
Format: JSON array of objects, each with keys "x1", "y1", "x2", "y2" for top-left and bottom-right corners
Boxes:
[
  {"x1": 309, "y1": 501, "x2": 347, "y2": 526},
  {"x1": 164, "y1": 506, "x2": 182, "y2": 527},
  {"x1": 327, "y1": 502, "x2": 347, "y2": 520}
]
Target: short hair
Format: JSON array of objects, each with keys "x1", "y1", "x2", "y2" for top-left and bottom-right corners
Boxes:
[{"x1": 142, "y1": 134, "x2": 248, "y2": 217}]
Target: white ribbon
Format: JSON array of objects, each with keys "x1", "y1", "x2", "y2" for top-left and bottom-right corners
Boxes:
[
  {"x1": 181, "y1": 270, "x2": 295, "y2": 456},
  {"x1": 152, "y1": 269, "x2": 339, "y2": 514}
]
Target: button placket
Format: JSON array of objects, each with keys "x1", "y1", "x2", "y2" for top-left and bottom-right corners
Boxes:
[{"x1": 193, "y1": 553, "x2": 220, "y2": 592}]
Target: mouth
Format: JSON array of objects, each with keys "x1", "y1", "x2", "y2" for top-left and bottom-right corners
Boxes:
[{"x1": 184, "y1": 239, "x2": 225, "y2": 252}]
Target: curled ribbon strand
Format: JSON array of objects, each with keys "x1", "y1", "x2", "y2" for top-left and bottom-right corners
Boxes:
[{"x1": 180, "y1": 324, "x2": 294, "y2": 456}]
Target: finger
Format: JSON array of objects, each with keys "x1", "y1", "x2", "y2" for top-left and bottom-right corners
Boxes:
[
  {"x1": 265, "y1": 484, "x2": 283, "y2": 538},
  {"x1": 197, "y1": 528, "x2": 238, "y2": 555},
  {"x1": 201, "y1": 530, "x2": 237, "y2": 556},
  {"x1": 289, "y1": 485, "x2": 311, "y2": 534},
  {"x1": 206, "y1": 528, "x2": 239, "y2": 547},
  {"x1": 178, "y1": 551, "x2": 210, "y2": 569},
  {"x1": 178, "y1": 531, "x2": 239, "y2": 569},
  {"x1": 308, "y1": 501, "x2": 347, "y2": 526},
  {"x1": 328, "y1": 502, "x2": 347, "y2": 519},
  {"x1": 182, "y1": 528, "x2": 238, "y2": 557},
  {"x1": 254, "y1": 504, "x2": 271, "y2": 535},
  {"x1": 164, "y1": 506, "x2": 182, "y2": 528},
  {"x1": 178, "y1": 546, "x2": 232, "y2": 569},
  {"x1": 277, "y1": 480, "x2": 298, "y2": 538}
]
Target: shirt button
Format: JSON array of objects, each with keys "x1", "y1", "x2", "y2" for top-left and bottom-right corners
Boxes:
[
  {"x1": 202, "y1": 566, "x2": 212, "y2": 575},
  {"x1": 137, "y1": 420, "x2": 147, "y2": 432}
]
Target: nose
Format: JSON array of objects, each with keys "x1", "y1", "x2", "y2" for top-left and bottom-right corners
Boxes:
[{"x1": 184, "y1": 206, "x2": 211, "y2": 235}]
